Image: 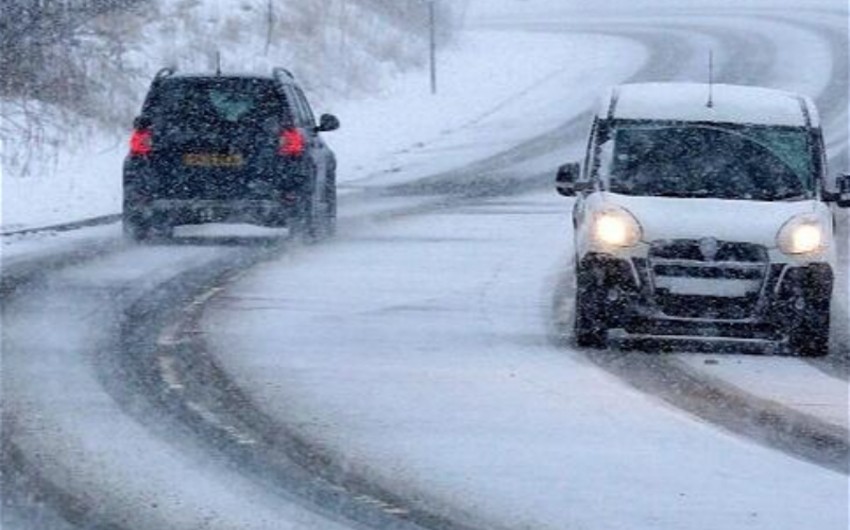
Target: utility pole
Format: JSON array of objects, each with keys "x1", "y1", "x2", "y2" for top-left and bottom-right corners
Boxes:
[
  {"x1": 264, "y1": 0, "x2": 274, "y2": 56},
  {"x1": 428, "y1": 0, "x2": 437, "y2": 95}
]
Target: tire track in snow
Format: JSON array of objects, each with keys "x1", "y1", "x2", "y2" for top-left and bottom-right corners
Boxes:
[
  {"x1": 549, "y1": 264, "x2": 849, "y2": 475},
  {"x1": 5, "y1": 7, "x2": 846, "y2": 530},
  {"x1": 49, "y1": 25, "x2": 704, "y2": 530},
  {"x1": 105, "y1": 9, "x2": 847, "y2": 528},
  {"x1": 117, "y1": 271, "x2": 504, "y2": 530}
]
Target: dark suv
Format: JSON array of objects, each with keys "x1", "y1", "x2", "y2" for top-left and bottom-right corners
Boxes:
[{"x1": 123, "y1": 67, "x2": 339, "y2": 240}]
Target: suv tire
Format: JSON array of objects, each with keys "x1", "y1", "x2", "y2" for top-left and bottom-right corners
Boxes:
[
  {"x1": 289, "y1": 191, "x2": 320, "y2": 243},
  {"x1": 124, "y1": 216, "x2": 151, "y2": 242},
  {"x1": 320, "y1": 172, "x2": 337, "y2": 238},
  {"x1": 262, "y1": 208, "x2": 289, "y2": 229},
  {"x1": 123, "y1": 211, "x2": 157, "y2": 242},
  {"x1": 124, "y1": 213, "x2": 173, "y2": 242},
  {"x1": 291, "y1": 174, "x2": 337, "y2": 243}
]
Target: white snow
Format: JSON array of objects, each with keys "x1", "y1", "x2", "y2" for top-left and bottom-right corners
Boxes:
[
  {"x1": 0, "y1": 124, "x2": 126, "y2": 232},
  {"x1": 471, "y1": 1, "x2": 846, "y2": 164},
  {"x1": 4, "y1": 246, "x2": 355, "y2": 530},
  {"x1": 1, "y1": 224, "x2": 121, "y2": 272},
  {"x1": 468, "y1": 0, "x2": 842, "y2": 19},
  {"x1": 675, "y1": 354, "x2": 848, "y2": 430},
  {"x1": 331, "y1": 31, "x2": 646, "y2": 189}
]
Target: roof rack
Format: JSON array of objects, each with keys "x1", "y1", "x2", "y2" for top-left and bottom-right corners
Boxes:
[
  {"x1": 272, "y1": 67, "x2": 295, "y2": 83},
  {"x1": 155, "y1": 66, "x2": 177, "y2": 79}
]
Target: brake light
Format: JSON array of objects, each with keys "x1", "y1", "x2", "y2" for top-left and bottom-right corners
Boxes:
[
  {"x1": 278, "y1": 129, "x2": 305, "y2": 157},
  {"x1": 129, "y1": 129, "x2": 152, "y2": 156}
]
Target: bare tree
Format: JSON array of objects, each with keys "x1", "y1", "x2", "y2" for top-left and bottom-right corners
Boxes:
[{"x1": 0, "y1": 0, "x2": 149, "y2": 104}]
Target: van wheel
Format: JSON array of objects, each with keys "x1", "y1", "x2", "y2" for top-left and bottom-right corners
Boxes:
[
  {"x1": 575, "y1": 268, "x2": 608, "y2": 348},
  {"x1": 790, "y1": 303, "x2": 830, "y2": 357}
]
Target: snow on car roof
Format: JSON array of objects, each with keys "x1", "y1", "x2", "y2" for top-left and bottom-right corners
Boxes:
[
  {"x1": 167, "y1": 72, "x2": 276, "y2": 81},
  {"x1": 603, "y1": 83, "x2": 819, "y2": 128}
]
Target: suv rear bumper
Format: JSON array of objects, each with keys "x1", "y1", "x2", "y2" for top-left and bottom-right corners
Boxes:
[
  {"x1": 123, "y1": 158, "x2": 313, "y2": 227},
  {"x1": 125, "y1": 198, "x2": 303, "y2": 227},
  {"x1": 578, "y1": 253, "x2": 833, "y2": 340},
  {"x1": 164, "y1": 198, "x2": 295, "y2": 224}
]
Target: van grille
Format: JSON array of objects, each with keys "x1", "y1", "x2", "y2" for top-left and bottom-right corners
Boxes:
[
  {"x1": 649, "y1": 240, "x2": 767, "y2": 262},
  {"x1": 648, "y1": 240, "x2": 768, "y2": 320}
]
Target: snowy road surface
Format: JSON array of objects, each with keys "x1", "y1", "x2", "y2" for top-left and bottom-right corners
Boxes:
[
  {"x1": 3, "y1": 1, "x2": 848, "y2": 529},
  {"x1": 205, "y1": 194, "x2": 847, "y2": 530}
]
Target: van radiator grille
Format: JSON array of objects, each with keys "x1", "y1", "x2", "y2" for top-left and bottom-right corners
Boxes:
[{"x1": 647, "y1": 240, "x2": 769, "y2": 319}]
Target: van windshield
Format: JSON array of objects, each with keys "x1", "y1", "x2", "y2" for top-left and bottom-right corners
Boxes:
[{"x1": 601, "y1": 123, "x2": 816, "y2": 201}]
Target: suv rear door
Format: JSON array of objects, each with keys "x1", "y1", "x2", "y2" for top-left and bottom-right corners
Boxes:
[{"x1": 143, "y1": 77, "x2": 293, "y2": 200}]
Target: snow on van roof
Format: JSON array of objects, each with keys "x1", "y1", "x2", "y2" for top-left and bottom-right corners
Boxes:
[{"x1": 604, "y1": 83, "x2": 819, "y2": 127}]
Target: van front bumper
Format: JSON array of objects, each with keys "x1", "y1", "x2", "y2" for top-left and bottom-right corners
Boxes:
[{"x1": 577, "y1": 253, "x2": 833, "y2": 340}]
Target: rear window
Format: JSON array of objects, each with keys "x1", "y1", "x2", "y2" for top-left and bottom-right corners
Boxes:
[{"x1": 144, "y1": 78, "x2": 291, "y2": 129}]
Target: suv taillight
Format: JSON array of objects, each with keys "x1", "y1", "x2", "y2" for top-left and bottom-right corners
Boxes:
[
  {"x1": 129, "y1": 129, "x2": 152, "y2": 157},
  {"x1": 278, "y1": 128, "x2": 305, "y2": 157}
]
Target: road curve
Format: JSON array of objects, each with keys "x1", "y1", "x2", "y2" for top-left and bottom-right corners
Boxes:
[{"x1": 3, "y1": 5, "x2": 848, "y2": 530}]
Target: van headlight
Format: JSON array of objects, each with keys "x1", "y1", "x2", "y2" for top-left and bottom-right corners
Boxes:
[
  {"x1": 592, "y1": 207, "x2": 642, "y2": 247},
  {"x1": 777, "y1": 216, "x2": 825, "y2": 255}
]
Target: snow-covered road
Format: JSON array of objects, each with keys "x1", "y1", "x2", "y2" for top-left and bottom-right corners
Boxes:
[
  {"x1": 205, "y1": 193, "x2": 847, "y2": 530},
  {"x1": 202, "y1": 4, "x2": 849, "y2": 529},
  {"x1": 3, "y1": 1, "x2": 848, "y2": 529}
]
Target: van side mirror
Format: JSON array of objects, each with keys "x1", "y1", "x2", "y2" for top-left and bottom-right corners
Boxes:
[
  {"x1": 838, "y1": 173, "x2": 850, "y2": 208},
  {"x1": 555, "y1": 163, "x2": 582, "y2": 197},
  {"x1": 317, "y1": 113, "x2": 340, "y2": 132}
]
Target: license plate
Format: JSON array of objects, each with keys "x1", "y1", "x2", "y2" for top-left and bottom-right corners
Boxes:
[{"x1": 183, "y1": 153, "x2": 243, "y2": 167}]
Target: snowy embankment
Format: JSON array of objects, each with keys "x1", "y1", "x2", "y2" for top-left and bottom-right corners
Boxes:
[{"x1": 331, "y1": 31, "x2": 645, "y2": 189}]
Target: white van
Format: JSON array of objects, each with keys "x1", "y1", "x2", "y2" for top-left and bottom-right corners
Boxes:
[{"x1": 556, "y1": 82, "x2": 850, "y2": 356}]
